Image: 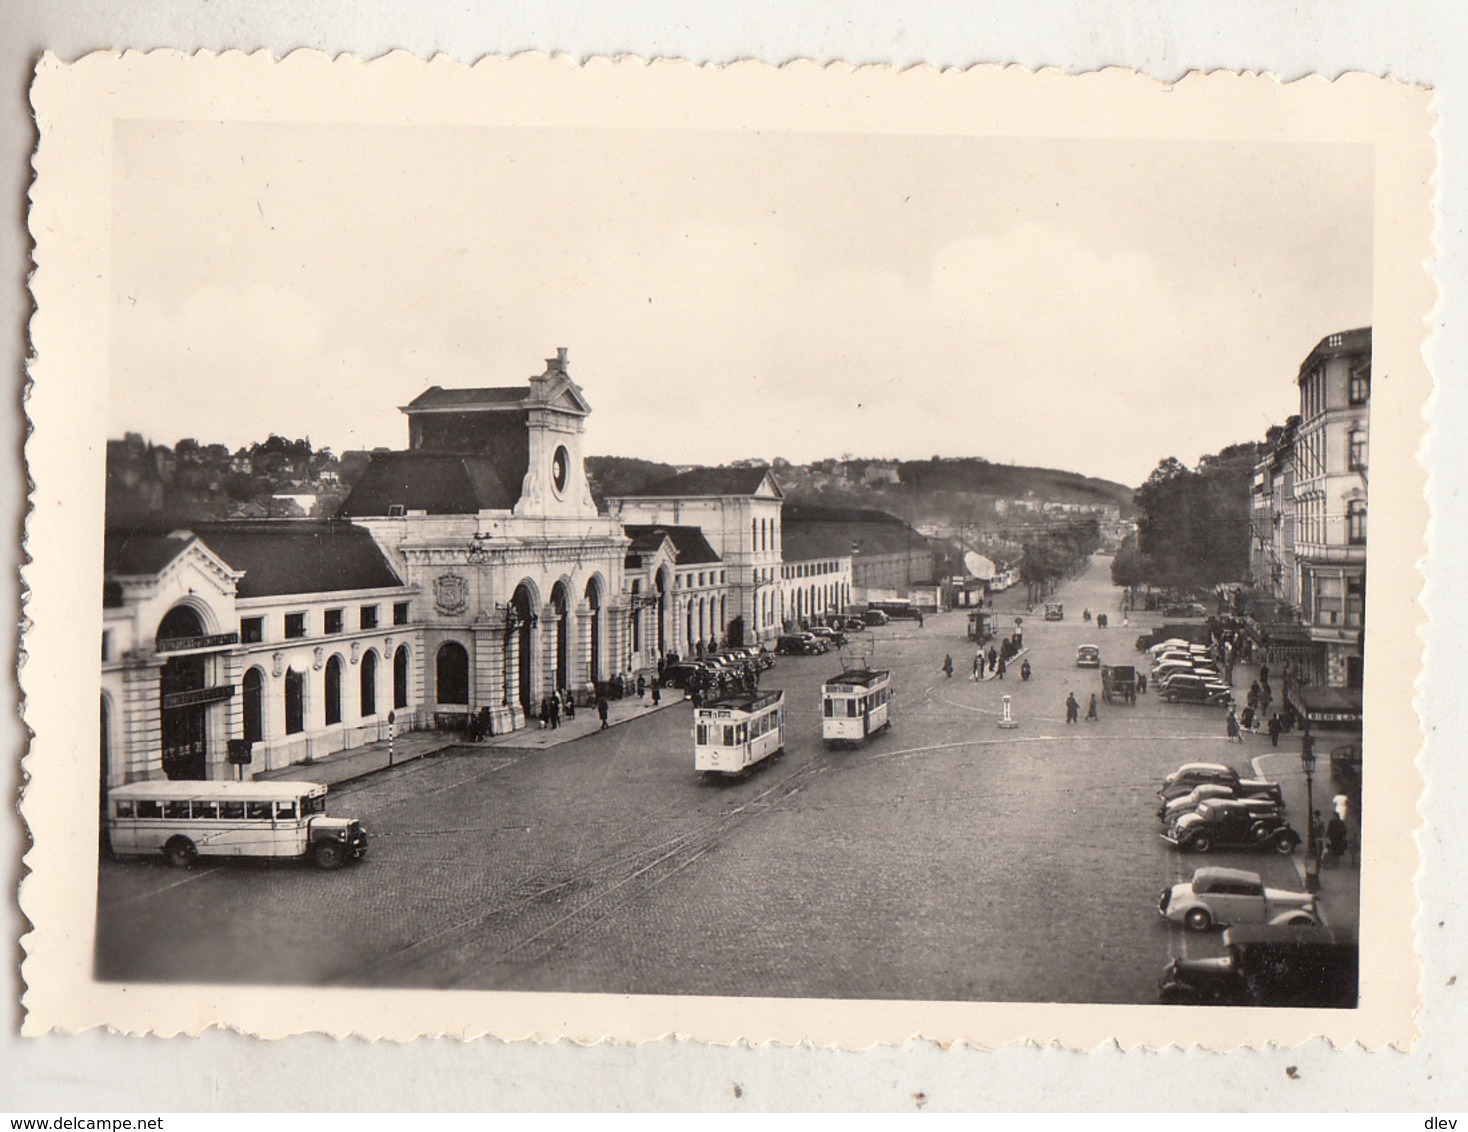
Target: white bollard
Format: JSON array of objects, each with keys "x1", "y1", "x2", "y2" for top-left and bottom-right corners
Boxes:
[{"x1": 998, "y1": 693, "x2": 1020, "y2": 729}]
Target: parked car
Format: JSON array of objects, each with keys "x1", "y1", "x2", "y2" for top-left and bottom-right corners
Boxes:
[
  {"x1": 660, "y1": 663, "x2": 711, "y2": 689},
  {"x1": 859, "y1": 609, "x2": 890, "y2": 626},
  {"x1": 1157, "y1": 924, "x2": 1358, "y2": 1007},
  {"x1": 1158, "y1": 764, "x2": 1283, "y2": 803},
  {"x1": 1158, "y1": 675, "x2": 1231, "y2": 705},
  {"x1": 1163, "y1": 795, "x2": 1284, "y2": 836},
  {"x1": 1157, "y1": 782, "x2": 1276, "y2": 822},
  {"x1": 1159, "y1": 867, "x2": 1318, "y2": 932},
  {"x1": 1163, "y1": 602, "x2": 1210, "y2": 619},
  {"x1": 836, "y1": 616, "x2": 866, "y2": 632},
  {"x1": 775, "y1": 633, "x2": 823, "y2": 656},
  {"x1": 1044, "y1": 603, "x2": 1065, "y2": 621},
  {"x1": 809, "y1": 625, "x2": 847, "y2": 648},
  {"x1": 1075, "y1": 645, "x2": 1101, "y2": 668},
  {"x1": 1162, "y1": 799, "x2": 1301, "y2": 855}
]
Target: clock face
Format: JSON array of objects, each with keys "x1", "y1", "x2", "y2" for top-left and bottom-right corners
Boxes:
[{"x1": 551, "y1": 446, "x2": 569, "y2": 494}]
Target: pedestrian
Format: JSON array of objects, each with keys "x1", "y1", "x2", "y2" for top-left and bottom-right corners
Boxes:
[
  {"x1": 651, "y1": 679, "x2": 661, "y2": 706},
  {"x1": 1247, "y1": 681, "x2": 1261, "y2": 711},
  {"x1": 988, "y1": 646, "x2": 998, "y2": 673},
  {"x1": 942, "y1": 654, "x2": 954, "y2": 679},
  {"x1": 1137, "y1": 671, "x2": 1147, "y2": 695},
  {"x1": 918, "y1": 612, "x2": 924, "y2": 627},
  {"x1": 1267, "y1": 712, "x2": 1281, "y2": 747},
  {"x1": 1325, "y1": 814, "x2": 1349, "y2": 865},
  {"x1": 1226, "y1": 708, "x2": 1242, "y2": 743},
  {"x1": 1239, "y1": 704, "x2": 1255, "y2": 732},
  {"x1": 1020, "y1": 659, "x2": 1032, "y2": 681},
  {"x1": 1309, "y1": 809, "x2": 1325, "y2": 862},
  {"x1": 564, "y1": 689, "x2": 576, "y2": 720},
  {"x1": 538, "y1": 698, "x2": 549, "y2": 730},
  {"x1": 597, "y1": 694, "x2": 610, "y2": 730},
  {"x1": 1086, "y1": 693, "x2": 1099, "y2": 722},
  {"x1": 1259, "y1": 682, "x2": 1272, "y2": 718},
  {"x1": 637, "y1": 674, "x2": 646, "y2": 699},
  {"x1": 549, "y1": 694, "x2": 561, "y2": 729},
  {"x1": 1260, "y1": 662, "x2": 1270, "y2": 685},
  {"x1": 997, "y1": 653, "x2": 1007, "y2": 680},
  {"x1": 1065, "y1": 692, "x2": 1080, "y2": 724},
  {"x1": 973, "y1": 651, "x2": 983, "y2": 681}
]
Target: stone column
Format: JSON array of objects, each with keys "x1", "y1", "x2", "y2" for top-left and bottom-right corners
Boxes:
[
  {"x1": 605, "y1": 600, "x2": 628, "y2": 681},
  {"x1": 541, "y1": 603, "x2": 560, "y2": 704},
  {"x1": 213, "y1": 649, "x2": 245, "y2": 781},
  {"x1": 575, "y1": 600, "x2": 595, "y2": 696},
  {"x1": 120, "y1": 654, "x2": 163, "y2": 784},
  {"x1": 501, "y1": 625, "x2": 526, "y2": 733}
]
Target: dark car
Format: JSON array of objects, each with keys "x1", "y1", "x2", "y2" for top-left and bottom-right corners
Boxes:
[
  {"x1": 1159, "y1": 674, "x2": 1232, "y2": 705},
  {"x1": 660, "y1": 662, "x2": 713, "y2": 689},
  {"x1": 775, "y1": 634, "x2": 822, "y2": 656},
  {"x1": 1162, "y1": 799, "x2": 1300, "y2": 855},
  {"x1": 836, "y1": 616, "x2": 866, "y2": 632},
  {"x1": 1158, "y1": 924, "x2": 1358, "y2": 1007},
  {"x1": 1158, "y1": 764, "x2": 1284, "y2": 804},
  {"x1": 809, "y1": 625, "x2": 847, "y2": 648},
  {"x1": 859, "y1": 609, "x2": 890, "y2": 626}
]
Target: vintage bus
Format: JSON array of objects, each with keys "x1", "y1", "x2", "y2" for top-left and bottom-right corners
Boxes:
[
  {"x1": 105, "y1": 779, "x2": 368, "y2": 870},
  {"x1": 694, "y1": 689, "x2": 786, "y2": 776},
  {"x1": 821, "y1": 665, "x2": 893, "y2": 745},
  {"x1": 866, "y1": 598, "x2": 923, "y2": 622}
]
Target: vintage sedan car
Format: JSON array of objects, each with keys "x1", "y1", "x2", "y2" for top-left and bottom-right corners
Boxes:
[
  {"x1": 1044, "y1": 603, "x2": 1065, "y2": 621},
  {"x1": 1158, "y1": 674, "x2": 1232, "y2": 705},
  {"x1": 1162, "y1": 800, "x2": 1301, "y2": 854},
  {"x1": 837, "y1": 616, "x2": 867, "y2": 632},
  {"x1": 1158, "y1": 925, "x2": 1358, "y2": 1007},
  {"x1": 808, "y1": 625, "x2": 847, "y2": 648},
  {"x1": 1158, "y1": 764, "x2": 1283, "y2": 803},
  {"x1": 1159, "y1": 867, "x2": 1317, "y2": 932},
  {"x1": 1158, "y1": 782, "x2": 1278, "y2": 822},
  {"x1": 1164, "y1": 796, "x2": 1284, "y2": 838},
  {"x1": 1075, "y1": 644, "x2": 1101, "y2": 668},
  {"x1": 859, "y1": 608, "x2": 890, "y2": 626}
]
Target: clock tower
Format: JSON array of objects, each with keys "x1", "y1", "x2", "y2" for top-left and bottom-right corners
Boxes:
[{"x1": 515, "y1": 348, "x2": 598, "y2": 521}]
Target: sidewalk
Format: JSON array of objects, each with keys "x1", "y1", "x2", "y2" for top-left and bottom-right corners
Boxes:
[
  {"x1": 482, "y1": 690, "x2": 686, "y2": 749},
  {"x1": 253, "y1": 729, "x2": 458, "y2": 789}
]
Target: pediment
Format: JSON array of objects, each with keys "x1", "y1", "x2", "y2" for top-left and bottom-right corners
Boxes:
[
  {"x1": 753, "y1": 470, "x2": 785, "y2": 500},
  {"x1": 160, "y1": 538, "x2": 245, "y2": 598},
  {"x1": 539, "y1": 373, "x2": 593, "y2": 416}
]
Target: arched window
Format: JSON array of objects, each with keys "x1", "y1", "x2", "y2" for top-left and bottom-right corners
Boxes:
[
  {"x1": 325, "y1": 655, "x2": 343, "y2": 725},
  {"x1": 393, "y1": 645, "x2": 410, "y2": 710},
  {"x1": 243, "y1": 666, "x2": 265, "y2": 744},
  {"x1": 360, "y1": 650, "x2": 377, "y2": 717},
  {"x1": 437, "y1": 641, "x2": 470, "y2": 705},
  {"x1": 285, "y1": 669, "x2": 305, "y2": 735}
]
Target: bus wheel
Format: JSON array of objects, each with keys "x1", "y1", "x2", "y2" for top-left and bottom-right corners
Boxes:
[
  {"x1": 312, "y1": 841, "x2": 345, "y2": 870},
  {"x1": 164, "y1": 837, "x2": 196, "y2": 869}
]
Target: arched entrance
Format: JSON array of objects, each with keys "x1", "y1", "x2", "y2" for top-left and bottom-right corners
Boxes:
[
  {"x1": 509, "y1": 582, "x2": 536, "y2": 717},
  {"x1": 585, "y1": 577, "x2": 603, "y2": 685},
  {"x1": 157, "y1": 605, "x2": 208, "y2": 780},
  {"x1": 550, "y1": 580, "x2": 571, "y2": 693},
  {"x1": 436, "y1": 642, "x2": 470, "y2": 705}
]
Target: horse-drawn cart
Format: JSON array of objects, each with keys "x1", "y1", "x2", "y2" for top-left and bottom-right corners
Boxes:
[{"x1": 1101, "y1": 664, "x2": 1137, "y2": 705}]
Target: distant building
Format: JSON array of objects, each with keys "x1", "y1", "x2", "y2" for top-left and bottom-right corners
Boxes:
[{"x1": 781, "y1": 504, "x2": 933, "y2": 607}]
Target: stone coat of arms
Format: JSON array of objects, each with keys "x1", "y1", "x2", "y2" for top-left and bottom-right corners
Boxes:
[{"x1": 433, "y1": 573, "x2": 470, "y2": 616}]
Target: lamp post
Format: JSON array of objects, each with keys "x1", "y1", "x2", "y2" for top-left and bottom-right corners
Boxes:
[{"x1": 1301, "y1": 731, "x2": 1319, "y2": 893}]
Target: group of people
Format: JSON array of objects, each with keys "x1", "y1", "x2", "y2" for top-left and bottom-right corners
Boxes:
[
  {"x1": 1064, "y1": 691, "x2": 1100, "y2": 723},
  {"x1": 536, "y1": 688, "x2": 577, "y2": 730},
  {"x1": 1081, "y1": 609, "x2": 1109, "y2": 629}
]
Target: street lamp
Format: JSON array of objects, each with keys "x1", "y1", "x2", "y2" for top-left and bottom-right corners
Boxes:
[{"x1": 1301, "y1": 731, "x2": 1320, "y2": 893}]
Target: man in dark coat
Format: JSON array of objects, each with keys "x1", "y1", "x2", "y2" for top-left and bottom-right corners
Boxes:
[
  {"x1": 597, "y1": 694, "x2": 610, "y2": 730},
  {"x1": 1065, "y1": 693, "x2": 1080, "y2": 724}
]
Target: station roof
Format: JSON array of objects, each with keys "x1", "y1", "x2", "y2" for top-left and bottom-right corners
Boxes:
[
  {"x1": 621, "y1": 466, "x2": 781, "y2": 499},
  {"x1": 622, "y1": 524, "x2": 721, "y2": 566},
  {"x1": 188, "y1": 521, "x2": 404, "y2": 598},
  {"x1": 336, "y1": 451, "x2": 522, "y2": 516}
]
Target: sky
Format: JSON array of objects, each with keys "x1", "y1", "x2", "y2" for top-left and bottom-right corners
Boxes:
[{"x1": 108, "y1": 122, "x2": 1373, "y2": 487}]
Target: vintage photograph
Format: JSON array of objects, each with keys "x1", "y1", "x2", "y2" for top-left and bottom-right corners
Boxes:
[{"x1": 22, "y1": 55, "x2": 1431, "y2": 1047}]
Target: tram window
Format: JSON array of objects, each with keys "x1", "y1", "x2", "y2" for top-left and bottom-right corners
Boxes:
[
  {"x1": 219, "y1": 801, "x2": 245, "y2": 820},
  {"x1": 165, "y1": 801, "x2": 191, "y2": 819},
  {"x1": 723, "y1": 725, "x2": 735, "y2": 746},
  {"x1": 114, "y1": 800, "x2": 135, "y2": 818},
  {"x1": 696, "y1": 724, "x2": 710, "y2": 745},
  {"x1": 246, "y1": 801, "x2": 272, "y2": 820},
  {"x1": 823, "y1": 699, "x2": 834, "y2": 718},
  {"x1": 276, "y1": 801, "x2": 298, "y2": 820},
  {"x1": 136, "y1": 800, "x2": 162, "y2": 819},
  {"x1": 847, "y1": 700, "x2": 858, "y2": 718}
]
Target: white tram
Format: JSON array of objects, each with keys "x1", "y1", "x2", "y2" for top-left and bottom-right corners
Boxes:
[
  {"x1": 694, "y1": 689, "x2": 786, "y2": 775},
  {"x1": 821, "y1": 665, "x2": 893, "y2": 745}
]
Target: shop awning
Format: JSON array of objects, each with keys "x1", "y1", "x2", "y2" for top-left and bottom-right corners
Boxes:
[{"x1": 1287, "y1": 685, "x2": 1363, "y2": 731}]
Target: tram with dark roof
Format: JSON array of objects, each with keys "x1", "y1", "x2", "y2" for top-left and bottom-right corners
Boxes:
[
  {"x1": 694, "y1": 689, "x2": 786, "y2": 776},
  {"x1": 821, "y1": 664, "x2": 892, "y2": 745}
]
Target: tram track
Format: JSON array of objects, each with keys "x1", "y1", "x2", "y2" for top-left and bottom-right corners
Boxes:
[{"x1": 323, "y1": 733, "x2": 832, "y2": 989}]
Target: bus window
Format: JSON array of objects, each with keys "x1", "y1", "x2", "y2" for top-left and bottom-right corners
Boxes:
[
  {"x1": 137, "y1": 799, "x2": 162, "y2": 819},
  {"x1": 276, "y1": 800, "x2": 298, "y2": 820},
  {"x1": 219, "y1": 801, "x2": 245, "y2": 820},
  {"x1": 246, "y1": 801, "x2": 272, "y2": 820},
  {"x1": 304, "y1": 794, "x2": 326, "y2": 816},
  {"x1": 165, "y1": 801, "x2": 190, "y2": 819},
  {"x1": 115, "y1": 799, "x2": 135, "y2": 819},
  {"x1": 193, "y1": 802, "x2": 218, "y2": 819}
]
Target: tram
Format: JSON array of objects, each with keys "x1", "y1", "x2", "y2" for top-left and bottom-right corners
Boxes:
[
  {"x1": 821, "y1": 663, "x2": 893, "y2": 745},
  {"x1": 694, "y1": 689, "x2": 786, "y2": 776}
]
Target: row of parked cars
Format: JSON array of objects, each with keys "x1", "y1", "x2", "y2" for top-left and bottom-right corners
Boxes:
[
  {"x1": 1152, "y1": 761, "x2": 1355, "y2": 1006},
  {"x1": 775, "y1": 623, "x2": 862, "y2": 656},
  {"x1": 660, "y1": 646, "x2": 775, "y2": 691},
  {"x1": 1145, "y1": 638, "x2": 1233, "y2": 706}
]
